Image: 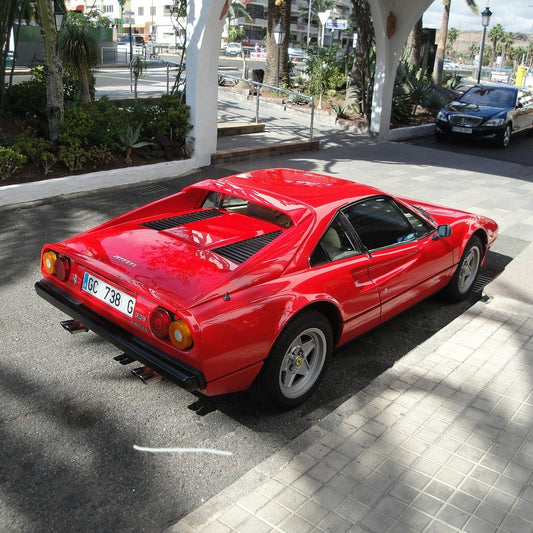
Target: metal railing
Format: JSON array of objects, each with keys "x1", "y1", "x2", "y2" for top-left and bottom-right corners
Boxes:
[{"x1": 218, "y1": 73, "x2": 315, "y2": 141}]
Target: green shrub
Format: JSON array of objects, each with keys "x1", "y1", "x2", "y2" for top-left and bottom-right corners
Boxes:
[
  {"x1": 58, "y1": 105, "x2": 95, "y2": 147},
  {"x1": 40, "y1": 151, "x2": 57, "y2": 175},
  {"x1": 126, "y1": 96, "x2": 192, "y2": 154},
  {"x1": 4, "y1": 78, "x2": 47, "y2": 120},
  {"x1": 86, "y1": 144, "x2": 115, "y2": 169},
  {"x1": 0, "y1": 147, "x2": 27, "y2": 181},
  {"x1": 12, "y1": 131, "x2": 53, "y2": 165},
  {"x1": 86, "y1": 98, "x2": 123, "y2": 150},
  {"x1": 58, "y1": 144, "x2": 88, "y2": 171}
]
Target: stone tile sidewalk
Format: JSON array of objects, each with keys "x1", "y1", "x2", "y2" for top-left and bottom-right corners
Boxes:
[{"x1": 171, "y1": 284, "x2": 533, "y2": 533}]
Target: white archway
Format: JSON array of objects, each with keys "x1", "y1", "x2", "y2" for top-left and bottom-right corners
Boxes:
[
  {"x1": 185, "y1": 0, "x2": 436, "y2": 158},
  {"x1": 367, "y1": 0, "x2": 435, "y2": 139},
  {"x1": 186, "y1": 0, "x2": 227, "y2": 165}
]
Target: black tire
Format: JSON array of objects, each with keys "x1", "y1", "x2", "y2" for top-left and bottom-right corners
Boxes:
[
  {"x1": 496, "y1": 124, "x2": 512, "y2": 148},
  {"x1": 251, "y1": 310, "x2": 333, "y2": 409},
  {"x1": 441, "y1": 235, "x2": 483, "y2": 302}
]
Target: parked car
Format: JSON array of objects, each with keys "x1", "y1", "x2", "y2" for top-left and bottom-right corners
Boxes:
[
  {"x1": 35, "y1": 169, "x2": 497, "y2": 409},
  {"x1": 443, "y1": 59, "x2": 460, "y2": 70},
  {"x1": 288, "y1": 47, "x2": 308, "y2": 62},
  {"x1": 435, "y1": 84, "x2": 533, "y2": 148},
  {"x1": 225, "y1": 42, "x2": 242, "y2": 56},
  {"x1": 116, "y1": 35, "x2": 145, "y2": 55}
]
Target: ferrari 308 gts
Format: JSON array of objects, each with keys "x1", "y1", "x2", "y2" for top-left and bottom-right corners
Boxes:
[{"x1": 36, "y1": 169, "x2": 498, "y2": 408}]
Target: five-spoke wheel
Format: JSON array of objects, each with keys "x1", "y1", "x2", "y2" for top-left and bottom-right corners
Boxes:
[{"x1": 252, "y1": 310, "x2": 333, "y2": 409}]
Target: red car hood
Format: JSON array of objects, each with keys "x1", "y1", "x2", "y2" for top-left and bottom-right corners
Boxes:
[{"x1": 59, "y1": 210, "x2": 293, "y2": 309}]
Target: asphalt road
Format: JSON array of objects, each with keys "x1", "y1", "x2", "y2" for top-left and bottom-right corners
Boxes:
[{"x1": 0, "y1": 162, "x2": 523, "y2": 532}]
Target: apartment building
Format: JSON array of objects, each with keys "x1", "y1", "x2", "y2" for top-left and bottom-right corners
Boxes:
[{"x1": 65, "y1": 0, "x2": 352, "y2": 48}]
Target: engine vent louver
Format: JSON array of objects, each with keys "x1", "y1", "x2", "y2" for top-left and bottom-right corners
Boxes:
[
  {"x1": 143, "y1": 209, "x2": 223, "y2": 230},
  {"x1": 213, "y1": 230, "x2": 283, "y2": 264}
]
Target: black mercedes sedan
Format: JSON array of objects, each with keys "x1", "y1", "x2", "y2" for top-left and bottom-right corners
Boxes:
[{"x1": 435, "y1": 84, "x2": 533, "y2": 148}]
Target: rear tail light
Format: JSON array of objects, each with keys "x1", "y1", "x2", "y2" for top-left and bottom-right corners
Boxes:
[
  {"x1": 42, "y1": 250, "x2": 70, "y2": 281},
  {"x1": 149, "y1": 307, "x2": 193, "y2": 350},
  {"x1": 150, "y1": 308, "x2": 173, "y2": 338},
  {"x1": 55, "y1": 256, "x2": 70, "y2": 281}
]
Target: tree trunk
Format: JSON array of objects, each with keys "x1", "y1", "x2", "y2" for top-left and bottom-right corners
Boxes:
[
  {"x1": 0, "y1": 0, "x2": 19, "y2": 107},
  {"x1": 81, "y1": 71, "x2": 92, "y2": 104},
  {"x1": 432, "y1": 0, "x2": 450, "y2": 85},
  {"x1": 345, "y1": 0, "x2": 374, "y2": 123},
  {"x1": 408, "y1": 18, "x2": 423, "y2": 70},
  {"x1": 36, "y1": 0, "x2": 64, "y2": 144},
  {"x1": 264, "y1": 0, "x2": 289, "y2": 88}
]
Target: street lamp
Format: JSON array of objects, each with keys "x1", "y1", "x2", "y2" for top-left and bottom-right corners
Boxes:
[
  {"x1": 477, "y1": 6, "x2": 492, "y2": 84},
  {"x1": 53, "y1": 0, "x2": 64, "y2": 31},
  {"x1": 273, "y1": 22, "x2": 285, "y2": 88},
  {"x1": 306, "y1": 0, "x2": 312, "y2": 46}
]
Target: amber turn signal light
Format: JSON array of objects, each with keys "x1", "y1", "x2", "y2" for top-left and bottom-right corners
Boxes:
[
  {"x1": 43, "y1": 251, "x2": 57, "y2": 275},
  {"x1": 169, "y1": 320, "x2": 193, "y2": 350}
]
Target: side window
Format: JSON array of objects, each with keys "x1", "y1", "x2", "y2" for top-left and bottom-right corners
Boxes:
[
  {"x1": 343, "y1": 197, "x2": 418, "y2": 250},
  {"x1": 397, "y1": 203, "x2": 433, "y2": 237},
  {"x1": 310, "y1": 215, "x2": 360, "y2": 267}
]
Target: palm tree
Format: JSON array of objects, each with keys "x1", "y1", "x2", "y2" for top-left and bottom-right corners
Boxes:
[
  {"x1": 59, "y1": 11, "x2": 101, "y2": 104},
  {"x1": 1, "y1": 0, "x2": 35, "y2": 105},
  {"x1": 345, "y1": 0, "x2": 375, "y2": 123},
  {"x1": 500, "y1": 31, "x2": 514, "y2": 65},
  {"x1": 224, "y1": 0, "x2": 251, "y2": 44},
  {"x1": 447, "y1": 27, "x2": 458, "y2": 58},
  {"x1": 468, "y1": 42, "x2": 479, "y2": 64},
  {"x1": 432, "y1": 0, "x2": 478, "y2": 85},
  {"x1": 407, "y1": 18, "x2": 423, "y2": 70},
  {"x1": 264, "y1": 0, "x2": 290, "y2": 87},
  {"x1": 488, "y1": 24, "x2": 505, "y2": 65}
]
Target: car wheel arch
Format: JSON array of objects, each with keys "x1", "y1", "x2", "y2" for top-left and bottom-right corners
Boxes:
[{"x1": 279, "y1": 300, "x2": 343, "y2": 347}]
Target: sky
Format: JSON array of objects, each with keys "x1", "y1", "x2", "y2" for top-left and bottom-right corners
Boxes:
[{"x1": 423, "y1": 1, "x2": 533, "y2": 34}]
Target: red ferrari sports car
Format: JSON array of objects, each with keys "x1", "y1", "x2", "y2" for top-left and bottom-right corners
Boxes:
[{"x1": 36, "y1": 169, "x2": 498, "y2": 408}]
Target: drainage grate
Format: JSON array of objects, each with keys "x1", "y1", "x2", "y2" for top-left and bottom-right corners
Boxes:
[
  {"x1": 133, "y1": 183, "x2": 169, "y2": 196},
  {"x1": 472, "y1": 274, "x2": 493, "y2": 294}
]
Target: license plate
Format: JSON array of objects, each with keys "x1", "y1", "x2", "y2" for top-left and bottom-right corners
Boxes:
[
  {"x1": 82, "y1": 272, "x2": 136, "y2": 317},
  {"x1": 452, "y1": 126, "x2": 472, "y2": 134}
]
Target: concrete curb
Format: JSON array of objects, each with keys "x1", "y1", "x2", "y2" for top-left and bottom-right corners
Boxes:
[{"x1": 0, "y1": 157, "x2": 203, "y2": 209}]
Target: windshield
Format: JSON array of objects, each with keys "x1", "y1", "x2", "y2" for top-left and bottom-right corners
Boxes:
[{"x1": 460, "y1": 87, "x2": 517, "y2": 108}]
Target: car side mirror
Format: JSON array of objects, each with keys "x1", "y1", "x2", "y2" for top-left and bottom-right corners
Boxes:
[{"x1": 433, "y1": 225, "x2": 451, "y2": 240}]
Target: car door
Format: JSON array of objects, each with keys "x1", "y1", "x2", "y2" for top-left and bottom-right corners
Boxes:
[
  {"x1": 309, "y1": 214, "x2": 381, "y2": 342},
  {"x1": 516, "y1": 89, "x2": 533, "y2": 132},
  {"x1": 341, "y1": 197, "x2": 455, "y2": 322}
]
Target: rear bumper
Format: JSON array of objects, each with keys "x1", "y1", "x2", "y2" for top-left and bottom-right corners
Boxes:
[{"x1": 35, "y1": 279, "x2": 205, "y2": 392}]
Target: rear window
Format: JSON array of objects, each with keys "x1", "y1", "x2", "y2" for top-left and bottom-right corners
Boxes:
[{"x1": 202, "y1": 192, "x2": 292, "y2": 228}]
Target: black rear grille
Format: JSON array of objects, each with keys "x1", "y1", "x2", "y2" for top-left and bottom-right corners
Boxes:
[
  {"x1": 213, "y1": 230, "x2": 283, "y2": 264},
  {"x1": 143, "y1": 209, "x2": 222, "y2": 230}
]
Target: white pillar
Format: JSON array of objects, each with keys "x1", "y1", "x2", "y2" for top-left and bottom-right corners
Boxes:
[
  {"x1": 367, "y1": 0, "x2": 434, "y2": 139},
  {"x1": 186, "y1": 0, "x2": 226, "y2": 165}
]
